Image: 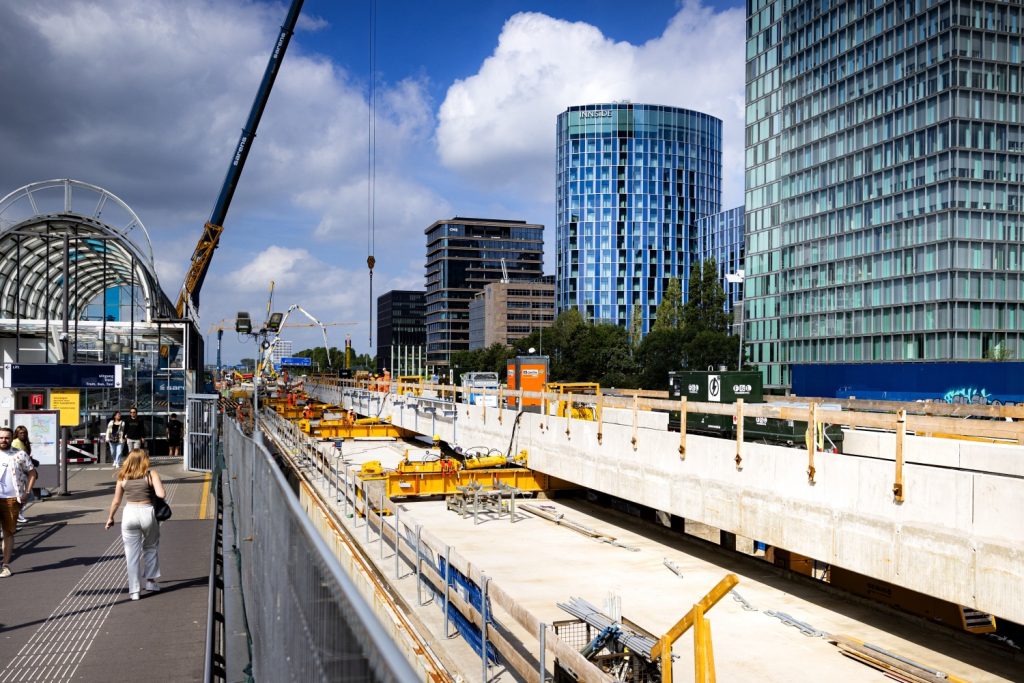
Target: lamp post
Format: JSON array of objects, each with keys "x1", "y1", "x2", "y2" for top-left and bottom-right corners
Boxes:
[
  {"x1": 725, "y1": 270, "x2": 745, "y2": 371},
  {"x1": 235, "y1": 310, "x2": 282, "y2": 441}
]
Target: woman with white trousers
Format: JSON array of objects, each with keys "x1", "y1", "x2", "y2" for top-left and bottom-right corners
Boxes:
[{"x1": 105, "y1": 448, "x2": 164, "y2": 600}]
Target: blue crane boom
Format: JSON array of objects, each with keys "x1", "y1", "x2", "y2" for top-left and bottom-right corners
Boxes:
[{"x1": 176, "y1": 0, "x2": 305, "y2": 317}]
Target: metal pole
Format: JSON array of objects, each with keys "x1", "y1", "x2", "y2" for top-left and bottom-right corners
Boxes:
[
  {"x1": 252, "y1": 335, "x2": 261, "y2": 444},
  {"x1": 364, "y1": 482, "x2": 370, "y2": 541},
  {"x1": 394, "y1": 504, "x2": 400, "y2": 577},
  {"x1": 737, "y1": 297, "x2": 744, "y2": 370},
  {"x1": 59, "y1": 234, "x2": 70, "y2": 495},
  {"x1": 539, "y1": 623, "x2": 546, "y2": 683},
  {"x1": 443, "y1": 544, "x2": 451, "y2": 635},
  {"x1": 379, "y1": 487, "x2": 385, "y2": 558},
  {"x1": 343, "y1": 465, "x2": 350, "y2": 518},
  {"x1": 481, "y1": 573, "x2": 489, "y2": 682},
  {"x1": 415, "y1": 525, "x2": 423, "y2": 605}
]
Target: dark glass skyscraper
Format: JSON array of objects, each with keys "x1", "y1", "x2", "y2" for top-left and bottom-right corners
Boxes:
[
  {"x1": 556, "y1": 103, "x2": 722, "y2": 334},
  {"x1": 745, "y1": 0, "x2": 1024, "y2": 389},
  {"x1": 376, "y1": 290, "x2": 425, "y2": 372},
  {"x1": 424, "y1": 217, "x2": 544, "y2": 368}
]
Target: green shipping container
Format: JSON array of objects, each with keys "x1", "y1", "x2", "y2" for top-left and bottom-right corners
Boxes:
[{"x1": 668, "y1": 371, "x2": 763, "y2": 404}]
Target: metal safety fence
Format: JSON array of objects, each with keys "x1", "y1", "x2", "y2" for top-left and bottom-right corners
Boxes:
[{"x1": 221, "y1": 419, "x2": 419, "y2": 683}]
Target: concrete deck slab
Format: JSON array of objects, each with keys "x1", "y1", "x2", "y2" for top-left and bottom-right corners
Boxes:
[
  {"x1": 395, "y1": 496, "x2": 1020, "y2": 682},
  {"x1": 294, "y1": 435, "x2": 1021, "y2": 682}
]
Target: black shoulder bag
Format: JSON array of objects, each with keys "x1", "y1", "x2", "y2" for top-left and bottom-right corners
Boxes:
[{"x1": 147, "y1": 472, "x2": 173, "y2": 522}]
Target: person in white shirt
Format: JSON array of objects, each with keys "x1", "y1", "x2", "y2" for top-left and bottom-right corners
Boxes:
[{"x1": 0, "y1": 426, "x2": 38, "y2": 577}]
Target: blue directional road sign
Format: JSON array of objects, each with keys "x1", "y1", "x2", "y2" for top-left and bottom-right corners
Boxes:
[{"x1": 280, "y1": 357, "x2": 312, "y2": 367}]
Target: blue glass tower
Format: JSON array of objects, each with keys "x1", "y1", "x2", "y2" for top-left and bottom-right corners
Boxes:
[
  {"x1": 697, "y1": 206, "x2": 746, "y2": 315},
  {"x1": 556, "y1": 104, "x2": 723, "y2": 334}
]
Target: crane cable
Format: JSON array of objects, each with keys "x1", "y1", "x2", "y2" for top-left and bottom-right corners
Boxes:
[{"x1": 367, "y1": 0, "x2": 377, "y2": 352}]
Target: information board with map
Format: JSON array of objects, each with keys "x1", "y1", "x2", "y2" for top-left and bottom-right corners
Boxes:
[{"x1": 9, "y1": 410, "x2": 59, "y2": 465}]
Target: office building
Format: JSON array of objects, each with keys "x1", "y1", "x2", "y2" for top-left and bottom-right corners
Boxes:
[
  {"x1": 745, "y1": 0, "x2": 1024, "y2": 389},
  {"x1": 270, "y1": 340, "x2": 293, "y2": 366},
  {"x1": 696, "y1": 206, "x2": 746, "y2": 315},
  {"x1": 555, "y1": 103, "x2": 722, "y2": 334},
  {"x1": 376, "y1": 290, "x2": 426, "y2": 374},
  {"x1": 425, "y1": 218, "x2": 544, "y2": 368},
  {"x1": 468, "y1": 278, "x2": 556, "y2": 349}
]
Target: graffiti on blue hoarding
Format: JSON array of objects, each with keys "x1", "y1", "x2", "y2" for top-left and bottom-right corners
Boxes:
[{"x1": 941, "y1": 387, "x2": 1015, "y2": 406}]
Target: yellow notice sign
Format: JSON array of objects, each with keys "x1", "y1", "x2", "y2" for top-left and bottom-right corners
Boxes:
[{"x1": 49, "y1": 389, "x2": 81, "y2": 427}]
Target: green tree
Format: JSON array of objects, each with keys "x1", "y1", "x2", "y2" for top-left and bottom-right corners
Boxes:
[
  {"x1": 296, "y1": 346, "x2": 358, "y2": 370},
  {"x1": 985, "y1": 342, "x2": 1015, "y2": 361},
  {"x1": 562, "y1": 322, "x2": 638, "y2": 387},
  {"x1": 679, "y1": 258, "x2": 737, "y2": 370},
  {"x1": 635, "y1": 327, "x2": 688, "y2": 390},
  {"x1": 450, "y1": 343, "x2": 513, "y2": 378},
  {"x1": 653, "y1": 277, "x2": 684, "y2": 331},
  {"x1": 683, "y1": 259, "x2": 729, "y2": 333}
]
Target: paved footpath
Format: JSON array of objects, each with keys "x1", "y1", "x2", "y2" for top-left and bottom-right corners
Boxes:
[{"x1": 0, "y1": 458, "x2": 214, "y2": 682}]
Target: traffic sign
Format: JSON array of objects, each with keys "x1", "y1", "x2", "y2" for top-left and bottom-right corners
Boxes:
[{"x1": 280, "y1": 357, "x2": 312, "y2": 366}]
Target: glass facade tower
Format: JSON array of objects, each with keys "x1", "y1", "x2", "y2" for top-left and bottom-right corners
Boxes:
[
  {"x1": 697, "y1": 206, "x2": 747, "y2": 315},
  {"x1": 745, "y1": 0, "x2": 1024, "y2": 389},
  {"x1": 556, "y1": 104, "x2": 723, "y2": 334},
  {"x1": 424, "y1": 217, "x2": 543, "y2": 368}
]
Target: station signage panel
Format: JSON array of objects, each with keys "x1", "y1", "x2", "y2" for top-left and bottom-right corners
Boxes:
[{"x1": 2, "y1": 363, "x2": 123, "y2": 388}]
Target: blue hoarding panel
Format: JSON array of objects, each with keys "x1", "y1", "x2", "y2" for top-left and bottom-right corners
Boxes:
[
  {"x1": 792, "y1": 362, "x2": 1024, "y2": 405},
  {"x1": 280, "y1": 357, "x2": 312, "y2": 366}
]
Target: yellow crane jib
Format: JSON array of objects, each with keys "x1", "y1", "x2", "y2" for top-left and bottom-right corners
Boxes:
[{"x1": 176, "y1": 222, "x2": 224, "y2": 318}]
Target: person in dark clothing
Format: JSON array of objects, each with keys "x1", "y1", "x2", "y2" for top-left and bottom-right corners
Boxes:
[
  {"x1": 123, "y1": 407, "x2": 146, "y2": 452},
  {"x1": 166, "y1": 413, "x2": 184, "y2": 457}
]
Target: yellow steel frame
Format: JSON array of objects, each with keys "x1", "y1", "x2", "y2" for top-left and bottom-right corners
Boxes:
[
  {"x1": 650, "y1": 574, "x2": 738, "y2": 683},
  {"x1": 304, "y1": 420, "x2": 415, "y2": 439},
  {"x1": 362, "y1": 467, "x2": 573, "y2": 498}
]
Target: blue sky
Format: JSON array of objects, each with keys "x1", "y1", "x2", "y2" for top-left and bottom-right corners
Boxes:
[{"x1": 0, "y1": 0, "x2": 746, "y2": 363}]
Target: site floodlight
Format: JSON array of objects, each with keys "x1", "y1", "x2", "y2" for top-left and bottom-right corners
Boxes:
[
  {"x1": 235, "y1": 312, "x2": 252, "y2": 335},
  {"x1": 266, "y1": 311, "x2": 284, "y2": 333}
]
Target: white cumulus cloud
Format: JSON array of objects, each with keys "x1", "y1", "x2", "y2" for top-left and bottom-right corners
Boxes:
[{"x1": 436, "y1": 0, "x2": 746, "y2": 208}]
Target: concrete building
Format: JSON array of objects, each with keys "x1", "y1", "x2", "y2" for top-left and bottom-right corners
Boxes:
[
  {"x1": 696, "y1": 206, "x2": 746, "y2": 316},
  {"x1": 468, "y1": 278, "x2": 556, "y2": 350},
  {"x1": 270, "y1": 339, "x2": 293, "y2": 366},
  {"x1": 555, "y1": 103, "x2": 722, "y2": 334},
  {"x1": 744, "y1": 0, "x2": 1024, "y2": 389},
  {"x1": 376, "y1": 290, "x2": 426, "y2": 374},
  {"x1": 425, "y1": 218, "x2": 543, "y2": 368}
]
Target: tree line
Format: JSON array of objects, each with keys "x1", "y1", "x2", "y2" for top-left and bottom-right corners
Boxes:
[{"x1": 451, "y1": 258, "x2": 740, "y2": 390}]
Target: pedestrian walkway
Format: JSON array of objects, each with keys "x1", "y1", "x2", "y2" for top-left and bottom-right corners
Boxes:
[{"x1": 0, "y1": 459, "x2": 213, "y2": 682}]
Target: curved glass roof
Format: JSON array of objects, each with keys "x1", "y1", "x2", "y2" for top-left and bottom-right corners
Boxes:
[{"x1": 0, "y1": 180, "x2": 174, "y2": 323}]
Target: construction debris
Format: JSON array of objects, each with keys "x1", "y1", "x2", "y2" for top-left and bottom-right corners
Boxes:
[{"x1": 829, "y1": 634, "x2": 971, "y2": 683}]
